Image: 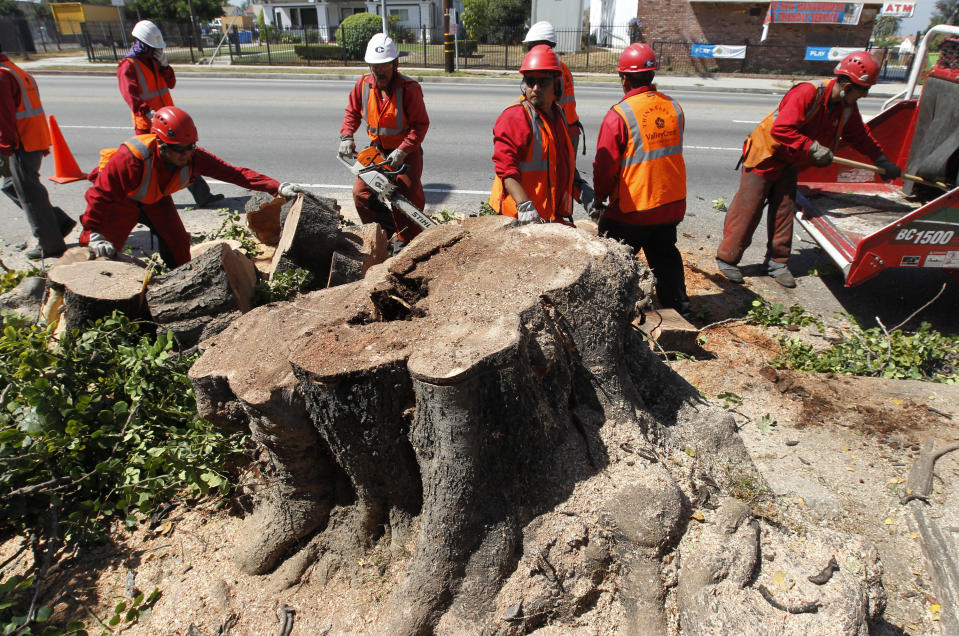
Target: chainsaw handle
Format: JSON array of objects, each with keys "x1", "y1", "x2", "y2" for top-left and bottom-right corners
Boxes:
[{"x1": 336, "y1": 152, "x2": 407, "y2": 177}]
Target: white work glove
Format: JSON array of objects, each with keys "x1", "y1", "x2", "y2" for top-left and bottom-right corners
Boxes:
[
  {"x1": 278, "y1": 182, "x2": 305, "y2": 198},
  {"x1": 154, "y1": 48, "x2": 168, "y2": 68},
  {"x1": 386, "y1": 148, "x2": 408, "y2": 169},
  {"x1": 808, "y1": 141, "x2": 834, "y2": 167},
  {"x1": 88, "y1": 232, "x2": 115, "y2": 258},
  {"x1": 338, "y1": 136, "x2": 355, "y2": 158},
  {"x1": 516, "y1": 199, "x2": 540, "y2": 224}
]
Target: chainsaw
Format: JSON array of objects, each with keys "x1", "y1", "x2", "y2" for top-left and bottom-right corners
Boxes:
[{"x1": 337, "y1": 146, "x2": 437, "y2": 231}]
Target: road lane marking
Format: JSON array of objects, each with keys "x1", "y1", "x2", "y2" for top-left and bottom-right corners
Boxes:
[
  {"x1": 59, "y1": 125, "x2": 130, "y2": 129},
  {"x1": 687, "y1": 145, "x2": 741, "y2": 151},
  {"x1": 205, "y1": 180, "x2": 490, "y2": 195},
  {"x1": 732, "y1": 120, "x2": 760, "y2": 124}
]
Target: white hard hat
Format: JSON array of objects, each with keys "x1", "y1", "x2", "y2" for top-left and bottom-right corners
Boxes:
[
  {"x1": 132, "y1": 20, "x2": 165, "y2": 49},
  {"x1": 364, "y1": 33, "x2": 399, "y2": 64},
  {"x1": 523, "y1": 21, "x2": 556, "y2": 45}
]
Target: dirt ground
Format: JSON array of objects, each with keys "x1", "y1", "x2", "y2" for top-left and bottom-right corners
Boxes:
[{"x1": 2, "y1": 226, "x2": 958, "y2": 635}]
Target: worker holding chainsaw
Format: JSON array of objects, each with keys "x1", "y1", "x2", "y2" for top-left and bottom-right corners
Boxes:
[
  {"x1": 118, "y1": 20, "x2": 224, "y2": 208},
  {"x1": 339, "y1": 33, "x2": 430, "y2": 251},
  {"x1": 79, "y1": 106, "x2": 296, "y2": 268},
  {"x1": 716, "y1": 50, "x2": 902, "y2": 288},
  {"x1": 590, "y1": 43, "x2": 691, "y2": 318},
  {"x1": 489, "y1": 45, "x2": 575, "y2": 225}
]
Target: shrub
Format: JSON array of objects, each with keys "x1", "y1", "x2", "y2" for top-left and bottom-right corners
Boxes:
[
  {"x1": 458, "y1": 39, "x2": 478, "y2": 57},
  {"x1": 336, "y1": 13, "x2": 383, "y2": 60},
  {"x1": 295, "y1": 43, "x2": 345, "y2": 61}
]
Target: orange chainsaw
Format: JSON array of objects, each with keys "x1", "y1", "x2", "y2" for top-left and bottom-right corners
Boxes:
[{"x1": 337, "y1": 146, "x2": 436, "y2": 230}]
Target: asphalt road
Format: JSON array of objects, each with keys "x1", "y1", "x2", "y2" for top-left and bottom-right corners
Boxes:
[{"x1": 2, "y1": 75, "x2": 955, "y2": 332}]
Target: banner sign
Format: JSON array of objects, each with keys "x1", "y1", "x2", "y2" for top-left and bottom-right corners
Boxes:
[
  {"x1": 879, "y1": 1, "x2": 916, "y2": 16},
  {"x1": 804, "y1": 46, "x2": 864, "y2": 61},
  {"x1": 690, "y1": 44, "x2": 748, "y2": 59},
  {"x1": 765, "y1": 2, "x2": 864, "y2": 25}
]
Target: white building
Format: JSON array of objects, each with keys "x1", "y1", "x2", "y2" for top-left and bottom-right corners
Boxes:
[{"x1": 257, "y1": 0, "x2": 461, "y2": 41}]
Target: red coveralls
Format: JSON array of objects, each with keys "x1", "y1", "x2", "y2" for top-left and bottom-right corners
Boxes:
[
  {"x1": 717, "y1": 78, "x2": 884, "y2": 265},
  {"x1": 117, "y1": 53, "x2": 176, "y2": 134},
  {"x1": 340, "y1": 73, "x2": 429, "y2": 242},
  {"x1": 79, "y1": 141, "x2": 278, "y2": 267},
  {"x1": 491, "y1": 98, "x2": 573, "y2": 221}
]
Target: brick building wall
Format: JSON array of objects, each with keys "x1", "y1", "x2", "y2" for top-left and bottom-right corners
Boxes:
[{"x1": 635, "y1": 1, "x2": 880, "y2": 74}]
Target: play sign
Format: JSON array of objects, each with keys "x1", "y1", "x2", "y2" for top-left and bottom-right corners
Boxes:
[{"x1": 880, "y1": 2, "x2": 916, "y2": 16}]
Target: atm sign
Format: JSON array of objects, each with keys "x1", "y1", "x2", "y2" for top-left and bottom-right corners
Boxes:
[{"x1": 880, "y1": 2, "x2": 916, "y2": 16}]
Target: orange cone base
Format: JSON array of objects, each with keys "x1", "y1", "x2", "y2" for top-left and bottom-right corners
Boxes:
[{"x1": 47, "y1": 114, "x2": 86, "y2": 184}]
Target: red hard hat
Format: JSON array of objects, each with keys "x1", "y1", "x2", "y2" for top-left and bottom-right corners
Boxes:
[
  {"x1": 520, "y1": 44, "x2": 561, "y2": 74},
  {"x1": 834, "y1": 51, "x2": 879, "y2": 87},
  {"x1": 151, "y1": 106, "x2": 198, "y2": 145},
  {"x1": 617, "y1": 43, "x2": 657, "y2": 73}
]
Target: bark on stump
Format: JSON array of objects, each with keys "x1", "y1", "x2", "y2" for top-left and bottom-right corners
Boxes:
[
  {"x1": 46, "y1": 260, "x2": 147, "y2": 333},
  {"x1": 269, "y1": 193, "x2": 340, "y2": 282},
  {"x1": 146, "y1": 242, "x2": 257, "y2": 350},
  {"x1": 190, "y1": 216, "x2": 886, "y2": 635}
]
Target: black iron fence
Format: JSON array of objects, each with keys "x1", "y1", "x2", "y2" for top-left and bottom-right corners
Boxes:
[{"x1": 1, "y1": 15, "x2": 912, "y2": 81}]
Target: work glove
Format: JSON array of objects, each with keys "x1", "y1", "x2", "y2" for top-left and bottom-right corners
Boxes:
[
  {"x1": 153, "y1": 48, "x2": 168, "y2": 68},
  {"x1": 338, "y1": 136, "x2": 355, "y2": 158},
  {"x1": 88, "y1": 232, "x2": 115, "y2": 258},
  {"x1": 386, "y1": 148, "x2": 408, "y2": 169},
  {"x1": 875, "y1": 155, "x2": 902, "y2": 181},
  {"x1": 808, "y1": 141, "x2": 834, "y2": 167},
  {"x1": 278, "y1": 182, "x2": 305, "y2": 198},
  {"x1": 0, "y1": 153, "x2": 11, "y2": 178},
  {"x1": 516, "y1": 199, "x2": 540, "y2": 224}
]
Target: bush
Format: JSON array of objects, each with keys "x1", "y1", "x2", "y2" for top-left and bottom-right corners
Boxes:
[
  {"x1": 294, "y1": 43, "x2": 345, "y2": 61},
  {"x1": 458, "y1": 39, "x2": 478, "y2": 57},
  {"x1": 336, "y1": 13, "x2": 383, "y2": 60}
]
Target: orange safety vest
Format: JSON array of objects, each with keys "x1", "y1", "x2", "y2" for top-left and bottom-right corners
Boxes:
[
  {"x1": 558, "y1": 61, "x2": 579, "y2": 127},
  {"x1": 0, "y1": 60, "x2": 51, "y2": 153},
  {"x1": 741, "y1": 80, "x2": 851, "y2": 170},
  {"x1": 489, "y1": 98, "x2": 574, "y2": 222},
  {"x1": 361, "y1": 73, "x2": 415, "y2": 151},
  {"x1": 610, "y1": 90, "x2": 686, "y2": 214},
  {"x1": 103, "y1": 134, "x2": 193, "y2": 204},
  {"x1": 121, "y1": 56, "x2": 174, "y2": 132}
]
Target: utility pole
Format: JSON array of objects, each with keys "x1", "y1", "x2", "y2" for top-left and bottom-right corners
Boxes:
[
  {"x1": 186, "y1": 0, "x2": 203, "y2": 54},
  {"x1": 443, "y1": 0, "x2": 453, "y2": 72},
  {"x1": 381, "y1": 0, "x2": 388, "y2": 34}
]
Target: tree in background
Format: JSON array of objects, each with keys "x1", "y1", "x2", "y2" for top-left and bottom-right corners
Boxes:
[
  {"x1": 872, "y1": 16, "x2": 902, "y2": 48},
  {"x1": 462, "y1": 0, "x2": 490, "y2": 40},
  {"x1": 929, "y1": 0, "x2": 959, "y2": 25},
  {"x1": 0, "y1": 0, "x2": 24, "y2": 16},
  {"x1": 462, "y1": 0, "x2": 528, "y2": 41},
  {"x1": 129, "y1": 0, "x2": 223, "y2": 21}
]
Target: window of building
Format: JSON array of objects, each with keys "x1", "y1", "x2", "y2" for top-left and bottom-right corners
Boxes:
[{"x1": 389, "y1": 8, "x2": 410, "y2": 21}]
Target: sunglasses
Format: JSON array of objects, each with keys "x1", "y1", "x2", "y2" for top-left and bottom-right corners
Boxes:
[
  {"x1": 164, "y1": 143, "x2": 196, "y2": 153},
  {"x1": 524, "y1": 75, "x2": 554, "y2": 88}
]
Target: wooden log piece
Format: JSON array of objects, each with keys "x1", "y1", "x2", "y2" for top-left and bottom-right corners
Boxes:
[
  {"x1": 46, "y1": 260, "x2": 148, "y2": 333},
  {"x1": 146, "y1": 242, "x2": 257, "y2": 350},
  {"x1": 269, "y1": 193, "x2": 340, "y2": 282},
  {"x1": 245, "y1": 191, "x2": 285, "y2": 246}
]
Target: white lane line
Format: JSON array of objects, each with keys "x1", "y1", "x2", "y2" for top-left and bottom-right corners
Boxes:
[
  {"x1": 687, "y1": 145, "x2": 741, "y2": 151},
  {"x1": 59, "y1": 125, "x2": 130, "y2": 129},
  {"x1": 732, "y1": 120, "x2": 759, "y2": 124},
  {"x1": 204, "y1": 180, "x2": 490, "y2": 195}
]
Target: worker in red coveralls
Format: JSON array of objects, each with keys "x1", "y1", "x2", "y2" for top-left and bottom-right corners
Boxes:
[
  {"x1": 339, "y1": 33, "x2": 429, "y2": 252},
  {"x1": 489, "y1": 45, "x2": 575, "y2": 225},
  {"x1": 118, "y1": 20, "x2": 224, "y2": 208},
  {"x1": 79, "y1": 107, "x2": 300, "y2": 268},
  {"x1": 716, "y1": 51, "x2": 902, "y2": 288},
  {"x1": 591, "y1": 43, "x2": 691, "y2": 317}
]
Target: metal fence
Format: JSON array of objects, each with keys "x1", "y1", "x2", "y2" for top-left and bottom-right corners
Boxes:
[{"x1": 2, "y1": 15, "x2": 912, "y2": 81}]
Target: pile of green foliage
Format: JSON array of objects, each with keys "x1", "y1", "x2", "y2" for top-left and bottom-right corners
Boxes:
[
  {"x1": 0, "y1": 311, "x2": 246, "y2": 632},
  {"x1": 336, "y1": 13, "x2": 383, "y2": 61}
]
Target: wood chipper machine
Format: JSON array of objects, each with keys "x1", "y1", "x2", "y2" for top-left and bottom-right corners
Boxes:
[{"x1": 794, "y1": 25, "x2": 959, "y2": 286}]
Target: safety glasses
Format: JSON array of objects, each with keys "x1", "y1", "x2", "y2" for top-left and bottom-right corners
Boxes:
[
  {"x1": 164, "y1": 143, "x2": 196, "y2": 154},
  {"x1": 524, "y1": 75, "x2": 554, "y2": 88}
]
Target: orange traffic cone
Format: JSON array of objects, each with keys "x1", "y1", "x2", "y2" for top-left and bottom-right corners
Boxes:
[{"x1": 47, "y1": 115, "x2": 86, "y2": 184}]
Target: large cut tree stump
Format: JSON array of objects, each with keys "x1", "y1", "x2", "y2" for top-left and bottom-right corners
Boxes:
[
  {"x1": 190, "y1": 216, "x2": 886, "y2": 635},
  {"x1": 146, "y1": 242, "x2": 257, "y2": 350},
  {"x1": 46, "y1": 260, "x2": 147, "y2": 332},
  {"x1": 269, "y1": 193, "x2": 340, "y2": 282}
]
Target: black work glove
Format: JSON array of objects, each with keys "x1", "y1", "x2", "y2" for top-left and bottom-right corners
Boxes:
[
  {"x1": 875, "y1": 155, "x2": 902, "y2": 181},
  {"x1": 0, "y1": 153, "x2": 11, "y2": 179}
]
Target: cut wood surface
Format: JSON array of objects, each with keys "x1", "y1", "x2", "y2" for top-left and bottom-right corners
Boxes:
[
  {"x1": 46, "y1": 260, "x2": 147, "y2": 331},
  {"x1": 268, "y1": 193, "x2": 340, "y2": 282}
]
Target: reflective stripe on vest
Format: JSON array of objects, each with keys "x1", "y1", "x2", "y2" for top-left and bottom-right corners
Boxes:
[
  {"x1": 123, "y1": 134, "x2": 192, "y2": 204},
  {"x1": 0, "y1": 60, "x2": 50, "y2": 152},
  {"x1": 361, "y1": 74, "x2": 408, "y2": 141},
  {"x1": 128, "y1": 57, "x2": 172, "y2": 102},
  {"x1": 557, "y1": 63, "x2": 579, "y2": 126},
  {"x1": 612, "y1": 91, "x2": 686, "y2": 214}
]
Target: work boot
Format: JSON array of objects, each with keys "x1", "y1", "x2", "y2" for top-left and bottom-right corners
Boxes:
[
  {"x1": 194, "y1": 193, "x2": 225, "y2": 208},
  {"x1": 390, "y1": 239, "x2": 407, "y2": 255},
  {"x1": 60, "y1": 217, "x2": 76, "y2": 238},
  {"x1": 765, "y1": 261, "x2": 796, "y2": 288},
  {"x1": 26, "y1": 245, "x2": 65, "y2": 260},
  {"x1": 715, "y1": 258, "x2": 744, "y2": 284}
]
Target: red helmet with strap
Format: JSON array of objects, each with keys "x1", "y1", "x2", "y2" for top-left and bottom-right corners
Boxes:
[
  {"x1": 834, "y1": 51, "x2": 879, "y2": 87},
  {"x1": 151, "y1": 106, "x2": 198, "y2": 145},
  {"x1": 617, "y1": 43, "x2": 657, "y2": 73},
  {"x1": 520, "y1": 44, "x2": 561, "y2": 73}
]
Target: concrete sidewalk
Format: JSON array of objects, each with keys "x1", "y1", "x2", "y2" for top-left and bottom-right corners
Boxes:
[{"x1": 18, "y1": 54, "x2": 916, "y2": 99}]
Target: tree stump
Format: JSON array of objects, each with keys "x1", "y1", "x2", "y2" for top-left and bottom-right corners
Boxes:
[
  {"x1": 326, "y1": 222, "x2": 388, "y2": 287},
  {"x1": 146, "y1": 242, "x2": 258, "y2": 350},
  {"x1": 46, "y1": 260, "x2": 147, "y2": 333},
  {"x1": 269, "y1": 193, "x2": 340, "y2": 282},
  {"x1": 190, "y1": 216, "x2": 886, "y2": 635}
]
